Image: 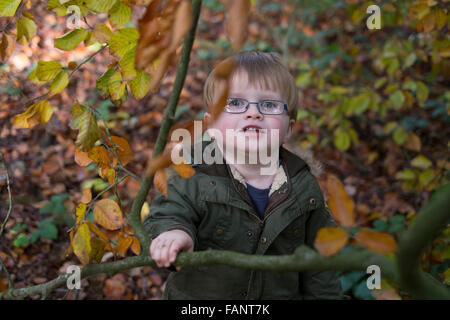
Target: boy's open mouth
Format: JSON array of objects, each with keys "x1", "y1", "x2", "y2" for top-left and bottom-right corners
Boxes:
[{"x1": 240, "y1": 125, "x2": 265, "y2": 133}]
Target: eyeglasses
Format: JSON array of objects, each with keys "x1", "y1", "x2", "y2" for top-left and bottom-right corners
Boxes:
[{"x1": 224, "y1": 98, "x2": 288, "y2": 115}]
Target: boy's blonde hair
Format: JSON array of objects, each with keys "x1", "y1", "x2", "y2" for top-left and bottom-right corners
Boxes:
[{"x1": 203, "y1": 51, "x2": 298, "y2": 119}]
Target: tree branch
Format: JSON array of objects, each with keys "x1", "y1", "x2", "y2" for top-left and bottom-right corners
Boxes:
[
  {"x1": 127, "y1": 0, "x2": 203, "y2": 257},
  {"x1": 397, "y1": 183, "x2": 450, "y2": 299},
  {"x1": 0, "y1": 245, "x2": 395, "y2": 300}
]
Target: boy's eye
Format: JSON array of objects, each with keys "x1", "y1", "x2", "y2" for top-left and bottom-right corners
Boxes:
[
  {"x1": 260, "y1": 101, "x2": 277, "y2": 109},
  {"x1": 228, "y1": 98, "x2": 245, "y2": 108}
]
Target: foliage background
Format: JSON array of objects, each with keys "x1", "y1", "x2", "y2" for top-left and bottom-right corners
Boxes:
[{"x1": 0, "y1": 0, "x2": 449, "y2": 299}]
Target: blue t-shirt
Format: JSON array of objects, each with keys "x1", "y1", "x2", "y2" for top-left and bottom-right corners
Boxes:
[{"x1": 246, "y1": 184, "x2": 270, "y2": 220}]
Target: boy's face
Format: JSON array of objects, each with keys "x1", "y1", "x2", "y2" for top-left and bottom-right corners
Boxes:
[{"x1": 204, "y1": 71, "x2": 294, "y2": 159}]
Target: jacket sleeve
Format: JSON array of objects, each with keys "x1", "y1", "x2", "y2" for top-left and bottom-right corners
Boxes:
[
  {"x1": 300, "y1": 203, "x2": 345, "y2": 300},
  {"x1": 143, "y1": 176, "x2": 201, "y2": 248}
]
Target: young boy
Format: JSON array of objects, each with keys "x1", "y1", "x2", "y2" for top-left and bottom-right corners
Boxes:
[{"x1": 143, "y1": 51, "x2": 343, "y2": 299}]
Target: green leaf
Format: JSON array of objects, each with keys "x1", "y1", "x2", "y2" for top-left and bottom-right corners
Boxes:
[
  {"x1": 411, "y1": 155, "x2": 432, "y2": 169},
  {"x1": 35, "y1": 218, "x2": 58, "y2": 240},
  {"x1": 416, "y1": 81, "x2": 429, "y2": 106},
  {"x1": 372, "y1": 219, "x2": 388, "y2": 232},
  {"x1": 109, "y1": 28, "x2": 139, "y2": 58},
  {"x1": 16, "y1": 16, "x2": 37, "y2": 45},
  {"x1": 334, "y1": 129, "x2": 351, "y2": 151},
  {"x1": 129, "y1": 71, "x2": 151, "y2": 99},
  {"x1": 393, "y1": 126, "x2": 408, "y2": 145},
  {"x1": 395, "y1": 169, "x2": 416, "y2": 181},
  {"x1": 54, "y1": 28, "x2": 89, "y2": 51},
  {"x1": 389, "y1": 90, "x2": 405, "y2": 109},
  {"x1": 419, "y1": 168, "x2": 435, "y2": 186},
  {"x1": 119, "y1": 45, "x2": 137, "y2": 80},
  {"x1": 35, "y1": 60, "x2": 62, "y2": 82},
  {"x1": 403, "y1": 53, "x2": 416, "y2": 69},
  {"x1": 108, "y1": 71, "x2": 126, "y2": 101},
  {"x1": 70, "y1": 103, "x2": 103, "y2": 152},
  {"x1": 49, "y1": 71, "x2": 69, "y2": 96},
  {"x1": 13, "y1": 233, "x2": 29, "y2": 247},
  {"x1": 0, "y1": 0, "x2": 21, "y2": 17},
  {"x1": 86, "y1": 0, "x2": 117, "y2": 13},
  {"x1": 109, "y1": 0, "x2": 131, "y2": 28},
  {"x1": 96, "y1": 67, "x2": 115, "y2": 97},
  {"x1": 350, "y1": 93, "x2": 371, "y2": 115}
]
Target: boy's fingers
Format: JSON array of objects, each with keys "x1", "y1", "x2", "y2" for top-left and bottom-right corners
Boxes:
[
  {"x1": 159, "y1": 241, "x2": 171, "y2": 267},
  {"x1": 168, "y1": 241, "x2": 181, "y2": 264}
]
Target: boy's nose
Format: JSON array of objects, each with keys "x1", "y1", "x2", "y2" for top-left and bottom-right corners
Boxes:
[{"x1": 244, "y1": 103, "x2": 263, "y2": 120}]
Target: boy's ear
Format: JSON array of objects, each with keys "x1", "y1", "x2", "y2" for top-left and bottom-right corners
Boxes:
[{"x1": 203, "y1": 112, "x2": 212, "y2": 126}]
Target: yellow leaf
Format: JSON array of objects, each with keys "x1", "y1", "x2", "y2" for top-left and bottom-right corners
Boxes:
[
  {"x1": 93, "y1": 199, "x2": 124, "y2": 230},
  {"x1": 35, "y1": 60, "x2": 62, "y2": 82},
  {"x1": 73, "y1": 223, "x2": 91, "y2": 265},
  {"x1": 13, "y1": 100, "x2": 54, "y2": 129},
  {"x1": 49, "y1": 71, "x2": 69, "y2": 96},
  {"x1": 140, "y1": 201, "x2": 150, "y2": 223},
  {"x1": 354, "y1": 229, "x2": 397, "y2": 254},
  {"x1": 172, "y1": 162, "x2": 195, "y2": 178},
  {"x1": 93, "y1": 23, "x2": 113, "y2": 43},
  {"x1": 154, "y1": 169, "x2": 168, "y2": 197},
  {"x1": 129, "y1": 70, "x2": 151, "y2": 99},
  {"x1": 434, "y1": 8, "x2": 447, "y2": 30},
  {"x1": 0, "y1": 0, "x2": 21, "y2": 17},
  {"x1": 89, "y1": 237, "x2": 106, "y2": 263},
  {"x1": 314, "y1": 227, "x2": 348, "y2": 257},
  {"x1": 109, "y1": 0, "x2": 131, "y2": 28},
  {"x1": 75, "y1": 203, "x2": 87, "y2": 224},
  {"x1": 70, "y1": 103, "x2": 103, "y2": 152},
  {"x1": 86, "y1": 221, "x2": 110, "y2": 243},
  {"x1": 325, "y1": 173, "x2": 355, "y2": 227}
]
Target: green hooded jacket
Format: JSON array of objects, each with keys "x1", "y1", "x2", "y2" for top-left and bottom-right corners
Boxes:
[{"x1": 143, "y1": 142, "x2": 344, "y2": 299}]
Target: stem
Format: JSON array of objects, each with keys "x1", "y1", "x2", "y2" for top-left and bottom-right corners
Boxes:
[{"x1": 127, "y1": 0, "x2": 203, "y2": 257}]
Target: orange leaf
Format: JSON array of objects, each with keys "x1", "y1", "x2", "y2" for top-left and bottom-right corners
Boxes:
[
  {"x1": 154, "y1": 169, "x2": 168, "y2": 197},
  {"x1": 130, "y1": 236, "x2": 141, "y2": 255},
  {"x1": 325, "y1": 173, "x2": 355, "y2": 227},
  {"x1": 0, "y1": 33, "x2": 15, "y2": 62},
  {"x1": 172, "y1": 162, "x2": 195, "y2": 178},
  {"x1": 406, "y1": 132, "x2": 421, "y2": 152},
  {"x1": 314, "y1": 227, "x2": 348, "y2": 257},
  {"x1": 81, "y1": 189, "x2": 92, "y2": 204},
  {"x1": 108, "y1": 136, "x2": 134, "y2": 167},
  {"x1": 88, "y1": 146, "x2": 111, "y2": 170},
  {"x1": 211, "y1": 81, "x2": 229, "y2": 120},
  {"x1": 168, "y1": 0, "x2": 192, "y2": 51},
  {"x1": 225, "y1": 0, "x2": 250, "y2": 51},
  {"x1": 214, "y1": 59, "x2": 236, "y2": 79},
  {"x1": 115, "y1": 232, "x2": 133, "y2": 257},
  {"x1": 93, "y1": 199, "x2": 124, "y2": 230},
  {"x1": 144, "y1": 152, "x2": 173, "y2": 178},
  {"x1": 75, "y1": 148, "x2": 93, "y2": 166},
  {"x1": 354, "y1": 229, "x2": 397, "y2": 254}
]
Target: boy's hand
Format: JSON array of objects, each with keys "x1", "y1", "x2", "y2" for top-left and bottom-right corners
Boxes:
[{"x1": 150, "y1": 229, "x2": 194, "y2": 270}]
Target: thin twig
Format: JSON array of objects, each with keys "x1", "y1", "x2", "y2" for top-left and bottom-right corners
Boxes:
[
  {"x1": 69, "y1": 44, "x2": 108, "y2": 79},
  {"x1": 0, "y1": 148, "x2": 13, "y2": 290}
]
